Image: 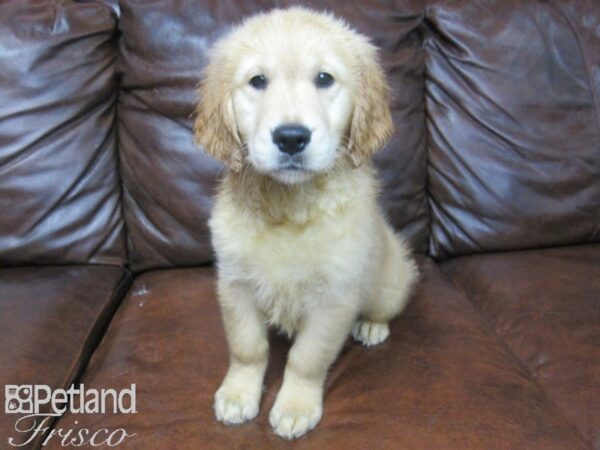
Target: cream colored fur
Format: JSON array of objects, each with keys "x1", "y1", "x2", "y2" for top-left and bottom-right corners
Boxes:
[{"x1": 195, "y1": 7, "x2": 418, "y2": 440}]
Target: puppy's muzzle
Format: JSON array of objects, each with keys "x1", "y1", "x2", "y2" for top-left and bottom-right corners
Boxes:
[{"x1": 272, "y1": 124, "x2": 311, "y2": 155}]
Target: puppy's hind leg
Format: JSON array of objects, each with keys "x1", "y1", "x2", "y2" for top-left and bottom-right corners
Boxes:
[
  {"x1": 353, "y1": 228, "x2": 418, "y2": 347},
  {"x1": 351, "y1": 320, "x2": 390, "y2": 347}
]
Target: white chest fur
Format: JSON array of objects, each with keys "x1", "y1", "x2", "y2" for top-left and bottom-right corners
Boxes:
[{"x1": 209, "y1": 166, "x2": 378, "y2": 333}]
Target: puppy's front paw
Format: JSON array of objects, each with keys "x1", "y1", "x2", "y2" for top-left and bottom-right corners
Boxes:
[
  {"x1": 214, "y1": 375, "x2": 262, "y2": 425},
  {"x1": 269, "y1": 381, "x2": 323, "y2": 440},
  {"x1": 351, "y1": 320, "x2": 389, "y2": 347}
]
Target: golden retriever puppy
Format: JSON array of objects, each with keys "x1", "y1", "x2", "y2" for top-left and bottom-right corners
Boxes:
[{"x1": 194, "y1": 7, "x2": 418, "y2": 440}]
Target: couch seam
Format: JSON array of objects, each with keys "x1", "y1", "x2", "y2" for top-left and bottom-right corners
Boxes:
[
  {"x1": 422, "y1": 6, "x2": 435, "y2": 258},
  {"x1": 111, "y1": 13, "x2": 133, "y2": 272},
  {"x1": 32, "y1": 268, "x2": 134, "y2": 450},
  {"x1": 441, "y1": 264, "x2": 593, "y2": 450}
]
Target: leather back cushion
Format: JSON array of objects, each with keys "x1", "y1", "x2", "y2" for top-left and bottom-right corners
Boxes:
[
  {"x1": 0, "y1": 1, "x2": 125, "y2": 265},
  {"x1": 116, "y1": 0, "x2": 429, "y2": 272},
  {"x1": 425, "y1": 0, "x2": 600, "y2": 259}
]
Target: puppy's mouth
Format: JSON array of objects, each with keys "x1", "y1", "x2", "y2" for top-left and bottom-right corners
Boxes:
[
  {"x1": 277, "y1": 163, "x2": 305, "y2": 172},
  {"x1": 275, "y1": 155, "x2": 309, "y2": 172},
  {"x1": 269, "y1": 155, "x2": 315, "y2": 184}
]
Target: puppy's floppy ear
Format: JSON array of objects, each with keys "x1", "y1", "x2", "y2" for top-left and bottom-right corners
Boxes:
[
  {"x1": 194, "y1": 51, "x2": 243, "y2": 172},
  {"x1": 347, "y1": 44, "x2": 394, "y2": 167}
]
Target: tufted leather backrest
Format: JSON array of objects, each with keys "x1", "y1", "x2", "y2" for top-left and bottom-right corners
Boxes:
[
  {"x1": 2, "y1": 1, "x2": 598, "y2": 269},
  {"x1": 424, "y1": 0, "x2": 600, "y2": 259},
  {"x1": 114, "y1": 0, "x2": 429, "y2": 272},
  {"x1": 0, "y1": 1, "x2": 126, "y2": 265}
]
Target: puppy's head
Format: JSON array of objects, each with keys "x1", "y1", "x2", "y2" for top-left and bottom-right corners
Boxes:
[{"x1": 195, "y1": 8, "x2": 393, "y2": 184}]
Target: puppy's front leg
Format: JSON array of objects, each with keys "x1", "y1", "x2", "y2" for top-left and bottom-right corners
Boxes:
[
  {"x1": 269, "y1": 300, "x2": 357, "y2": 439},
  {"x1": 215, "y1": 281, "x2": 268, "y2": 425}
]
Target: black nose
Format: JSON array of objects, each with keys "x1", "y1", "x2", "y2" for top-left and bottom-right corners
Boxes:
[{"x1": 272, "y1": 124, "x2": 311, "y2": 155}]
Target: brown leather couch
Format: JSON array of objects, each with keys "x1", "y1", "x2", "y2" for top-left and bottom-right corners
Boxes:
[{"x1": 1, "y1": 1, "x2": 598, "y2": 449}]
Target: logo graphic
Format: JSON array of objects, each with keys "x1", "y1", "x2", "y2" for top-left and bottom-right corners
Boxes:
[
  {"x1": 4, "y1": 384, "x2": 137, "y2": 447},
  {"x1": 4, "y1": 385, "x2": 33, "y2": 414}
]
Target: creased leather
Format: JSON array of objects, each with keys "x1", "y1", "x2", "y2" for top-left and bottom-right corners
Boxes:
[
  {"x1": 425, "y1": 0, "x2": 600, "y2": 259},
  {"x1": 0, "y1": 0, "x2": 126, "y2": 266}
]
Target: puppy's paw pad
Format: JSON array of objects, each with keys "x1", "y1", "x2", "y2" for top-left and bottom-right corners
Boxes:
[
  {"x1": 269, "y1": 396, "x2": 322, "y2": 439},
  {"x1": 351, "y1": 321, "x2": 389, "y2": 347},
  {"x1": 214, "y1": 384, "x2": 260, "y2": 425}
]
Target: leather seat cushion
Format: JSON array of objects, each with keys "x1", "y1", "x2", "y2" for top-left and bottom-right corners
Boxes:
[
  {"x1": 47, "y1": 259, "x2": 587, "y2": 449},
  {"x1": 0, "y1": 266, "x2": 131, "y2": 448},
  {"x1": 444, "y1": 244, "x2": 600, "y2": 448}
]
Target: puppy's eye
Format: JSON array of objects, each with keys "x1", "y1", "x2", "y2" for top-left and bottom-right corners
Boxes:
[
  {"x1": 249, "y1": 74, "x2": 267, "y2": 90},
  {"x1": 315, "y1": 72, "x2": 334, "y2": 88}
]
